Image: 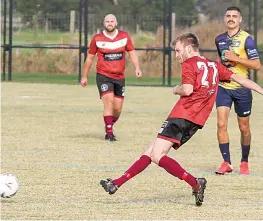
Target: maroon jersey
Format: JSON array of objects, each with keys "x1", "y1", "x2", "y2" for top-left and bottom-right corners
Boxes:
[
  {"x1": 88, "y1": 29, "x2": 134, "y2": 80},
  {"x1": 169, "y1": 56, "x2": 233, "y2": 126}
]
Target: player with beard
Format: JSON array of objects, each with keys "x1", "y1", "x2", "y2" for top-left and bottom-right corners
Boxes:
[
  {"x1": 81, "y1": 14, "x2": 142, "y2": 141},
  {"x1": 99, "y1": 33, "x2": 263, "y2": 206}
]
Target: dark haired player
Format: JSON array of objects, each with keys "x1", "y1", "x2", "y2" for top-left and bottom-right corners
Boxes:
[{"x1": 215, "y1": 6, "x2": 261, "y2": 175}]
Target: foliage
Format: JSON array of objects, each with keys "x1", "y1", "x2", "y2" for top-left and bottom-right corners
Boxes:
[
  {"x1": 196, "y1": 0, "x2": 263, "y2": 22},
  {"x1": 258, "y1": 43, "x2": 263, "y2": 63},
  {"x1": 14, "y1": 0, "x2": 198, "y2": 32},
  {"x1": 14, "y1": 0, "x2": 78, "y2": 30}
]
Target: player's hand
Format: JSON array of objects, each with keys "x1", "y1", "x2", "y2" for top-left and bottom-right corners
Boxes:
[
  {"x1": 135, "y1": 68, "x2": 142, "y2": 78},
  {"x1": 224, "y1": 50, "x2": 238, "y2": 62},
  {"x1": 81, "y1": 76, "x2": 88, "y2": 87},
  {"x1": 172, "y1": 85, "x2": 180, "y2": 95}
]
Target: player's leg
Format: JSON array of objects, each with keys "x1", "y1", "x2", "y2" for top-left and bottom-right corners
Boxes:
[
  {"x1": 99, "y1": 139, "x2": 176, "y2": 195},
  {"x1": 101, "y1": 93, "x2": 115, "y2": 139},
  {"x1": 99, "y1": 140, "x2": 154, "y2": 194},
  {"x1": 96, "y1": 74, "x2": 115, "y2": 141},
  {"x1": 237, "y1": 116, "x2": 251, "y2": 174},
  {"x1": 112, "y1": 97, "x2": 123, "y2": 125},
  {"x1": 151, "y1": 138, "x2": 199, "y2": 189},
  {"x1": 99, "y1": 118, "x2": 206, "y2": 206},
  {"x1": 215, "y1": 87, "x2": 233, "y2": 174},
  {"x1": 112, "y1": 79, "x2": 125, "y2": 125},
  {"x1": 99, "y1": 119, "x2": 176, "y2": 194},
  {"x1": 234, "y1": 88, "x2": 252, "y2": 175},
  {"x1": 155, "y1": 118, "x2": 207, "y2": 206}
]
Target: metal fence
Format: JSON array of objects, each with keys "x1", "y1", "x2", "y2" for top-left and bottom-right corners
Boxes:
[{"x1": 1, "y1": 0, "x2": 262, "y2": 85}]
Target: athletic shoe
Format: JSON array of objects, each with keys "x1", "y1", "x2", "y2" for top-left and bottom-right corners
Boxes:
[
  {"x1": 105, "y1": 134, "x2": 117, "y2": 141},
  {"x1": 104, "y1": 133, "x2": 109, "y2": 140},
  {"x1": 192, "y1": 178, "x2": 207, "y2": 206},
  {"x1": 215, "y1": 161, "x2": 233, "y2": 175},
  {"x1": 240, "y1": 162, "x2": 250, "y2": 175},
  {"x1": 100, "y1": 178, "x2": 118, "y2": 195}
]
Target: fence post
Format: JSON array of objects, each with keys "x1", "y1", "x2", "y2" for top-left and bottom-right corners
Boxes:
[
  {"x1": 78, "y1": 0, "x2": 83, "y2": 83},
  {"x1": 253, "y1": 0, "x2": 258, "y2": 83},
  {"x1": 171, "y1": 13, "x2": 176, "y2": 41},
  {"x1": 70, "y1": 10, "x2": 76, "y2": 44},
  {"x1": 8, "y1": 0, "x2": 14, "y2": 81},
  {"x1": 171, "y1": 12, "x2": 176, "y2": 61},
  {"x1": 2, "y1": 0, "x2": 7, "y2": 81},
  {"x1": 83, "y1": 0, "x2": 88, "y2": 62},
  {"x1": 162, "y1": 0, "x2": 167, "y2": 86},
  {"x1": 167, "y1": 0, "x2": 172, "y2": 86}
]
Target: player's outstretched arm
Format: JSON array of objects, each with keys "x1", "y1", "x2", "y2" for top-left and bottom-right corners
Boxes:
[{"x1": 230, "y1": 74, "x2": 263, "y2": 95}]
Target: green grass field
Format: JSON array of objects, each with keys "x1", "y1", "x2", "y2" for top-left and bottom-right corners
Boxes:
[
  {"x1": 1, "y1": 82, "x2": 263, "y2": 220},
  {"x1": 2, "y1": 72, "x2": 182, "y2": 86},
  {"x1": 2, "y1": 72, "x2": 262, "y2": 87}
]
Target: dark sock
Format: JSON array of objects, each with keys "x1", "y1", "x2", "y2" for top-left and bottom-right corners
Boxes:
[
  {"x1": 241, "y1": 144, "x2": 250, "y2": 162},
  {"x1": 159, "y1": 155, "x2": 197, "y2": 189},
  {"x1": 112, "y1": 155, "x2": 151, "y2": 187},
  {"x1": 104, "y1": 116, "x2": 113, "y2": 135},
  {"x1": 112, "y1": 116, "x2": 119, "y2": 125},
  {"x1": 219, "y1": 143, "x2": 231, "y2": 164}
]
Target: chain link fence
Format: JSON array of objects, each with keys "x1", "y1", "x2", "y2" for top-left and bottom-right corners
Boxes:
[{"x1": 1, "y1": 0, "x2": 262, "y2": 85}]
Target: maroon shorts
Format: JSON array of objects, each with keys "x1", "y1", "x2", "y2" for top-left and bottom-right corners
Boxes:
[{"x1": 157, "y1": 118, "x2": 202, "y2": 149}]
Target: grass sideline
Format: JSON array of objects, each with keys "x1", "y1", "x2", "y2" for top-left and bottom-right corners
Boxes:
[
  {"x1": 2, "y1": 72, "x2": 262, "y2": 86},
  {"x1": 1, "y1": 72, "x2": 182, "y2": 86}
]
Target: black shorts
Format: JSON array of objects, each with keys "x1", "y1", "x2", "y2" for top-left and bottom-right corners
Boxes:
[
  {"x1": 157, "y1": 118, "x2": 202, "y2": 149},
  {"x1": 96, "y1": 73, "x2": 125, "y2": 98}
]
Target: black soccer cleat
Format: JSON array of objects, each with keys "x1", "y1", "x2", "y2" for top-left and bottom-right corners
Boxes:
[
  {"x1": 100, "y1": 178, "x2": 118, "y2": 195},
  {"x1": 105, "y1": 134, "x2": 117, "y2": 141},
  {"x1": 104, "y1": 133, "x2": 109, "y2": 140},
  {"x1": 192, "y1": 178, "x2": 207, "y2": 206}
]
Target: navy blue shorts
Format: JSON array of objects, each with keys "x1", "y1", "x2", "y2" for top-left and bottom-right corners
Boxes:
[{"x1": 216, "y1": 86, "x2": 252, "y2": 117}]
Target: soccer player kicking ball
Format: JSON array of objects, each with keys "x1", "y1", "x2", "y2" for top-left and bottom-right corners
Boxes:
[{"x1": 100, "y1": 33, "x2": 263, "y2": 206}]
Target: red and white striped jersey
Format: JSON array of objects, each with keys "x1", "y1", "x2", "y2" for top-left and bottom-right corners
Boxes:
[{"x1": 88, "y1": 29, "x2": 134, "y2": 79}]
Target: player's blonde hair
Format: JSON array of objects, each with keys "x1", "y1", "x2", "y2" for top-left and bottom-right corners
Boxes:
[{"x1": 171, "y1": 33, "x2": 200, "y2": 51}]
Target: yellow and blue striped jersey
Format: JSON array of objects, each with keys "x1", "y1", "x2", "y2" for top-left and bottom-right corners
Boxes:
[{"x1": 215, "y1": 30, "x2": 259, "y2": 90}]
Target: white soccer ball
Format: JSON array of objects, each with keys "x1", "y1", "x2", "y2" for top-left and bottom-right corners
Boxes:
[{"x1": 0, "y1": 173, "x2": 19, "y2": 198}]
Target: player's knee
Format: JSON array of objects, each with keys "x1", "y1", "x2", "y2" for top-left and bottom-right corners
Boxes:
[
  {"x1": 149, "y1": 152, "x2": 158, "y2": 164},
  {"x1": 150, "y1": 151, "x2": 166, "y2": 165},
  {"x1": 113, "y1": 107, "x2": 121, "y2": 115},
  {"x1": 239, "y1": 123, "x2": 250, "y2": 134},
  {"x1": 217, "y1": 120, "x2": 227, "y2": 131},
  {"x1": 103, "y1": 98, "x2": 114, "y2": 108}
]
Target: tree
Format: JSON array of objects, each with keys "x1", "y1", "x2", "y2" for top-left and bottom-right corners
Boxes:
[{"x1": 14, "y1": 0, "x2": 199, "y2": 32}]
